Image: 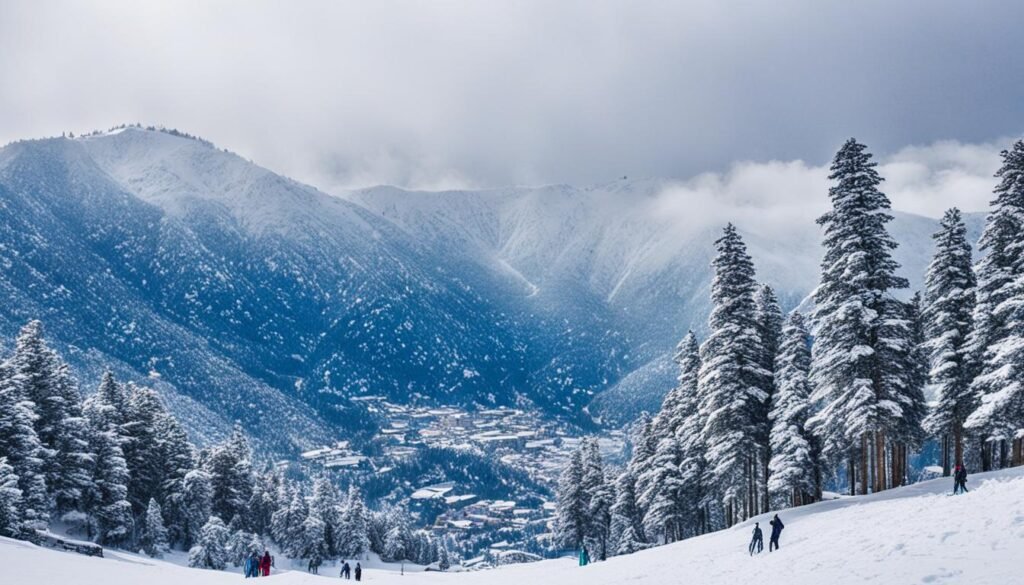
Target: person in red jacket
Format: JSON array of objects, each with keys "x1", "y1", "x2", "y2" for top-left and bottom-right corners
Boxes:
[{"x1": 261, "y1": 551, "x2": 272, "y2": 577}]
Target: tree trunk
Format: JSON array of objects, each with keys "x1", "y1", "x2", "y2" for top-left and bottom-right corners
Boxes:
[
  {"x1": 848, "y1": 456, "x2": 856, "y2": 496},
  {"x1": 953, "y1": 423, "x2": 964, "y2": 469},
  {"x1": 859, "y1": 434, "x2": 869, "y2": 496},
  {"x1": 1013, "y1": 438, "x2": 1023, "y2": 467},
  {"x1": 941, "y1": 434, "x2": 950, "y2": 476},
  {"x1": 877, "y1": 431, "x2": 887, "y2": 492},
  {"x1": 762, "y1": 448, "x2": 770, "y2": 516},
  {"x1": 981, "y1": 439, "x2": 992, "y2": 472},
  {"x1": 1000, "y1": 440, "x2": 1009, "y2": 468}
]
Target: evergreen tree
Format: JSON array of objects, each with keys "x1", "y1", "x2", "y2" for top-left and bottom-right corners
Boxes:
[
  {"x1": 966, "y1": 140, "x2": 1024, "y2": 466},
  {"x1": 157, "y1": 413, "x2": 195, "y2": 547},
  {"x1": 882, "y1": 294, "x2": 929, "y2": 485},
  {"x1": 438, "y1": 540, "x2": 451, "y2": 571},
  {"x1": 383, "y1": 525, "x2": 406, "y2": 561},
  {"x1": 581, "y1": 439, "x2": 612, "y2": 559},
  {"x1": 180, "y1": 470, "x2": 213, "y2": 549},
  {"x1": 205, "y1": 425, "x2": 255, "y2": 526},
  {"x1": 922, "y1": 208, "x2": 978, "y2": 473},
  {"x1": 309, "y1": 476, "x2": 341, "y2": 558},
  {"x1": 0, "y1": 360, "x2": 48, "y2": 530},
  {"x1": 189, "y1": 516, "x2": 231, "y2": 570},
  {"x1": 122, "y1": 386, "x2": 171, "y2": 517},
  {"x1": 637, "y1": 436, "x2": 684, "y2": 543},
  {"x1": 753, "y1": 284, "x2": 783, "y2": 512},
  {"x1": 271, "y1": 487, "x2": 308, "y2": 558},
  {"x1": 338, "y1": 485, "x2": 370, "y2": 558},
  {"x1": 608, "y1": 470, "x2": 644, "y2": 556},
  {"x1": 674, "y1": 331, "x2": 710, "y2": 536},
  {"x1": 698, "y1": 224, "x2": 767, "y2": 523},
  {"x1": 8, "y1": 323, "x2": 92, "y2": 518},
  {"x1": 767, "y1": 312, "x2": 816, "y2": 507},
  {"x1": 553, "y1": 446, "x2": 587, "y2": 550},
  {"x1": 140, "y1": 498, "x2": 169, "y2": 558},
  {"x1": 0, "y1": 457, "x2": 24, "y2": 538},
  {"x1": 808, "y1": 139, "x2": 909, "y2": 495},
  {"x1": 83, "y1": 398, "x2": 133, "y2": 546},
  {"x1": 298, "y1": 514, "x2": 328, "y2": 563}
]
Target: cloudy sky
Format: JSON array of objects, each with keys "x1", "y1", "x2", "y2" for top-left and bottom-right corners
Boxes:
[{"x1": 1, "y1": 0, "x2": 1022, "y2": 214}]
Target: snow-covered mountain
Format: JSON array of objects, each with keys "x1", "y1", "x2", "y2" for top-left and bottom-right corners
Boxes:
[
  {"x1": 0, "y1": 127, "x2": 985, "y2": 447},
  {"x1": 8, "y1": 466, "x2": 1023, "y2": 584}
]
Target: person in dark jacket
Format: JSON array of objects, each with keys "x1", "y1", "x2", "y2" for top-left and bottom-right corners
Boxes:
[
  {"x1": 342, "y1": 560, "x2": 352, "y2": 579},
  {"x1": 749, "y1": 523, "x2": 763, "y2": 555},
  {"x1": 769, "y1": 514, "x2": 785, "y2": 551},
  {"x1": 953, "y1": 464, "x2": 969, "y2": 494},
  {"x1": 355, "y1": 563, "x2": 362, "y2": 582}
]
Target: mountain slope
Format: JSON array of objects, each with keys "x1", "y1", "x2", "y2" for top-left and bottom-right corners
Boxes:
[
  {"x1": 0, "y1": 127, "x2": 987, "y2": 445},
  {"x1": 7, "y1": 466, "x2": 1023, "y2": 584}
]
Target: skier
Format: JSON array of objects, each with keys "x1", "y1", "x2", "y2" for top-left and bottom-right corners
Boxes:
[
  {"x1": 769, "y1": 514, "x2": 784, "y2": 551},
  {"x1": 953, "y1": 464, "x2": 969, "y2": 494},
  {"x1": 260, "y1": 551, "x2": 272, "y2": 577},
  {"x1": 342, "y1": 560, "x2": 352, "y2": 579},
  {"x1": 355, "y1": 563, "x2": 362, "y2": 582},
  {"x1": 579, "y1": 545, "x2": 590, "y2": 566},
  {"x1": 243, "y1": 553, "x2": 254, "y2": 578},
  {"x1": 749, "y1": 523, "x2": 763, "y2": 555}
]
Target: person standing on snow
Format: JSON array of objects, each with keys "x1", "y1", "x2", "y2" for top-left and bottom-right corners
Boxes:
[
  {"x1": 261, "y1": 551, "x2": 272, "y2": 576},
  {"x1": 579, "y1": 545, "x2": 590, "y2": 566},
  {"x1": 769, "y1": 514, "x2": 785, "y2": 551},
  {"x1": 749, "y1": 523, "x2": 764, "y2": 555},
  {"x1": 355, "y1": 563, "x2": 362, "y2": 582},
  {"x1": 953, "y1": 464, "x2": 969, "y2": 494},
  {"x1": 342, "y1": 560, "x2": 352, "y2": 579}
]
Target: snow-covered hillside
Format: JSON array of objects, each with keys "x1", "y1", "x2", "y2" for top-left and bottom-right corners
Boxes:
[
  {"x1": 0, "y1": 127, "x2": 988, "y2": 443},
  {"x1": 8, "y1": 467, "x2": 1023, "y2": 585}
]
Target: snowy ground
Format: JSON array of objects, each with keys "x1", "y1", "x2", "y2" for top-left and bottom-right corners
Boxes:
[{"x1": 7, "y1": 467, "x2": 1024, "y2": 585}]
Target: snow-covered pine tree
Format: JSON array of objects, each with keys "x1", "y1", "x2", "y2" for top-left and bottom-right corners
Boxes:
[
  {"x1": 698, "y1": 224, "x2": 768, "y2": 524},
  {"x1": 881, "y1": 294, "x2": 928, "y2": 486},
  {"x1": 581, "y1": 438, "x2": 612, "y2": 560},
  {"x1": 8, "y1": 323, "x2": 92, "y2": 519},
  {"x1": 310, "y1": 476, "x2": 341, "y2": 558},
  {"x1": 554, "y1": 445, "x2": 587, "y2": 551},
  {"x1": 83, "y1": 393, "x2": 133, "y2": 546},
  {"x1": 338, "y1": 484, "x2": 370, "y2": 559},
  {"x1": 966, "y1": 140, "x2": 1024, "y2": 468},
  {"x1": 674, "y1": 331, "x2": 711, "y2": 536},
  {"x1": 383, "y1": 525, "x2": 407, "y2": 562},
  {"x1": 808, "y1": 139, "x2": 909, "y2": 495},
  {"x1": 438, "y1": 540, "x2": 451, "y2": 570},
  {"x1": 271, "y1": 486, "x2": 308, "y2": 558},
  {"x1": 189, "y1": 516, "x2": 231, "y2": 570},
  {"x1": 767, "y1": 312, "x2": 816, "y2": 508},
  {"x1": 140, "y1": 498, "x2": 169, "y2": 557},
  {"x1": 298, "y1": 513, "x2": 328, "y2": 564},
  {"x1": 753, "y1": 285, "x2": 783, "y2": 512},
  {"x1": 638, "y1": 435, "x2": 684, "y2": 543},
  {"x1": 180, "y1": 469, "x2": 214, "y2": 549},
  {"x1": 0, "y1": 360, "x2": 48, "y2": 531},
  {"x1": 156, "y1": 412, "x2": 195, "y2": 547},
  {"x1": 205, "y1": 425, "x2": 255, "y2": 527},
  {"x1": 123, "y1": 386, "x2": 171, "y2": 518},
  {"x1": 607, "y1": 470, "x2": 645, "y2": 556},
  {"x1": 47, "y1": 363, "x2": 93, "y2": 519},
  {"x1": 0, "y1": 457, "x2": 24, "y2": 538},
  {"x1": 922, "y1": 208, "x2": 977, "y2": 475}
]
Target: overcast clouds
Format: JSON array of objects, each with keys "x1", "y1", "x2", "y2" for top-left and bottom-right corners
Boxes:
[{"x1": 1, "y1": 0, "x2": 1022, "y2": 212}]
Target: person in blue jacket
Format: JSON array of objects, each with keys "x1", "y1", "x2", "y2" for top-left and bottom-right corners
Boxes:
[
  {"x1": 769, "y1": 514, "x2": 785, "y2": 551},
  {"x1": 579, "y1": 545, "x2": 590, "y2": 566}
]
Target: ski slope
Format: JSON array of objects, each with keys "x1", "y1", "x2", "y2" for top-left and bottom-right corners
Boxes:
[{"x1": 6, "y1": 467, "x2": 1024, "y2": 585}]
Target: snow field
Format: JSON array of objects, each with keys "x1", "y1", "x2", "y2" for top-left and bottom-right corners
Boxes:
[{"x1": 6, "y1": 467, "x2": 1023, "y2": 585}]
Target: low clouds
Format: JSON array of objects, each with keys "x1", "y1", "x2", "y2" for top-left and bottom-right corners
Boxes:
[
  {"x1": 0, "y1": 1, "x2": 1022, "y2": 193},
  {"x1": 650, "y1": 140, "x2": 1003, "y2": 243}
]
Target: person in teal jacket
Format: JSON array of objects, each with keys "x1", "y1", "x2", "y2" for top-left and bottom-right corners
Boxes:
[{"x1": 579, "y1": 545, "x2": 590, "y2": 566}]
